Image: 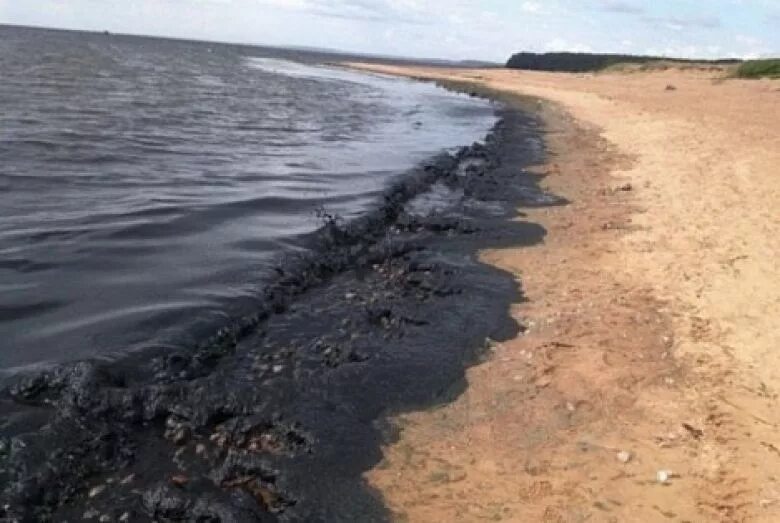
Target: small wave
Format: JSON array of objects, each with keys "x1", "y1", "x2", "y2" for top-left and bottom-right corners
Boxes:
[
  {"x1": 0, "y1": 301, "x2": 64, "y2": 322},
  {"x1": 244, "y1": 57, "x2": 389, "y2": 91},
  {"x1": 0, "y1": 258, "x2": 57, "y2": 274},
  {"x1": 103, "y1": 193, "x2": 371, "y2": 240},
  {"x1": 26, "y1": 300, "x2": 204, "y2": 340},
  {"x1": 245, "y1": 57, "x2": 346, "y2": 81}
]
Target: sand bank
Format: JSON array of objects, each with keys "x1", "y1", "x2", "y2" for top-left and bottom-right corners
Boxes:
[{"x1": 347, "y1": 64, "x2": 780, "y2": 521}]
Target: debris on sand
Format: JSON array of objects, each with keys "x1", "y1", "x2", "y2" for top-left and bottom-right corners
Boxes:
[
  {"x1": 171, "y1": 474, "x2": 189, "y2": 487},
  {"x1": 682, "y1": 423, "x2": 704, "y2": 440},
  {"x1": 657, "y1": 470, "x2": 673, "y2": 484},
  {"x1": 88, "y1": 485, "x2": 106, "y2": 498}
]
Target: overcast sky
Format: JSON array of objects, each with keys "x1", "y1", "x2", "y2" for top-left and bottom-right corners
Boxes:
[{"x1": 1, "y1": 0, "x2": 777, "y2": 61}]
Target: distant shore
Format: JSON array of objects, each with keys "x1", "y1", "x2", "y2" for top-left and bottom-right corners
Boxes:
[{"x1": 345, "y1": 63, "x2": 780, "y2": 521}]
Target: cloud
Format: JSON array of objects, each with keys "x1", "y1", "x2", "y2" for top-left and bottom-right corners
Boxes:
[
  {"x1": 736, "y1": 34, "x2": 760, "y2": 46},
  {"x1": 520, "y1": 2, "x2": 545, "y2": 14},
  {"x1": 543, "y1": 37, "x2": 593, "y2": 53},
  {"x1": 591, "y1": 1, "x2": 720, "y2": 30},
  {"x1": 256, "y1": 0, "x2": 441, "y2": 25},
  {"x1": 256, "y1": 0, "x2": 551, "y2": 29},
  {"x1": 642, "y1": 13, "x2": 722, "y2": 31},
  {"x1": 596, "y1": 0, "x2": 644, "y2": 15}
]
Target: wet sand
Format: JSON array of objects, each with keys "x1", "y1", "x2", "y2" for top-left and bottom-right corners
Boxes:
[{"x1": 346, "y1": 64, "x2": 780, "y2": 521}]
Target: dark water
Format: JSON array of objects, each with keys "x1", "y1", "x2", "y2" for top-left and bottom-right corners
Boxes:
[{"x1": 0, "y1": 26, "x2": 497, "y2": 372}]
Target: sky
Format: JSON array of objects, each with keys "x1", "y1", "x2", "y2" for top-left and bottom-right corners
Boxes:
[{"x1": 0, "y1": 0, "x2": 778, "y2": 62}]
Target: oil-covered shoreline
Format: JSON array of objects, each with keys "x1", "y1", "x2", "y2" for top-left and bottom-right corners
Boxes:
[
  {"x1": 0, "y1": 99, "x2": 561, "y2": 522},
  {"x1": 0, "y1": 25, "x2": 500, "y2": 371}
]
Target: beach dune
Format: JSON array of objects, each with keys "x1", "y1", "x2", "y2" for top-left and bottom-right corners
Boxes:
[{"x1": 347, "y1": 63, "x2": 780, "y2": 522}]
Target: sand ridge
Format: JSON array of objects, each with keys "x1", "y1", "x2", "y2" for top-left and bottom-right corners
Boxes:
[{"x1": 346, "y1": 64, "x2": 780, "y2": 522}]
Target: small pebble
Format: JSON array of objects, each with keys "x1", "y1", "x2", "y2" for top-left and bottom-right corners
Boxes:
[
  {"x1": 88, "y1": 485, "x2": 106, "y2": 498},
  {"x1": 99, "y1": 515, "x2": 111, "y2": 523},
  {"x1": 657, "y1": 470, "x2": 672, "y2": 484},
  {"x1": 272, "y1": 365, "x2": 284, "y2": 373},
  {"x1": 119, "y1": 512, "x2": 131, "y2": 522},
  {"x1": 171, "y1": 427, "x2": 190, "y2": 445},
  {"x1": 119, "y1": 474, "x2": 135, "y2": 485},
  {"x1": 171, "y1": 474, "x2": 189, "y2": 486},
  {"x1": 617, "y1": 450, "x2": 632, "y2": 464}
]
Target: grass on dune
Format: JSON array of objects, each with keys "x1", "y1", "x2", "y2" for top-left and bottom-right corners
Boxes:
[{"x1": 735, "y1": 59, "x2": 780, "y2": 79}]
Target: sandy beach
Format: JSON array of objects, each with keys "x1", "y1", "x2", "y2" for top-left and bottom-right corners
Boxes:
[{"x1": 346, "y1": 64, "x2": 780, "y2": 522}]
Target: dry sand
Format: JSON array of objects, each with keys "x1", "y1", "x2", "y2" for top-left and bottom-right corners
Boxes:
[{"x1": 345, "y1": 64, "x2": 780, "y2": 522}]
